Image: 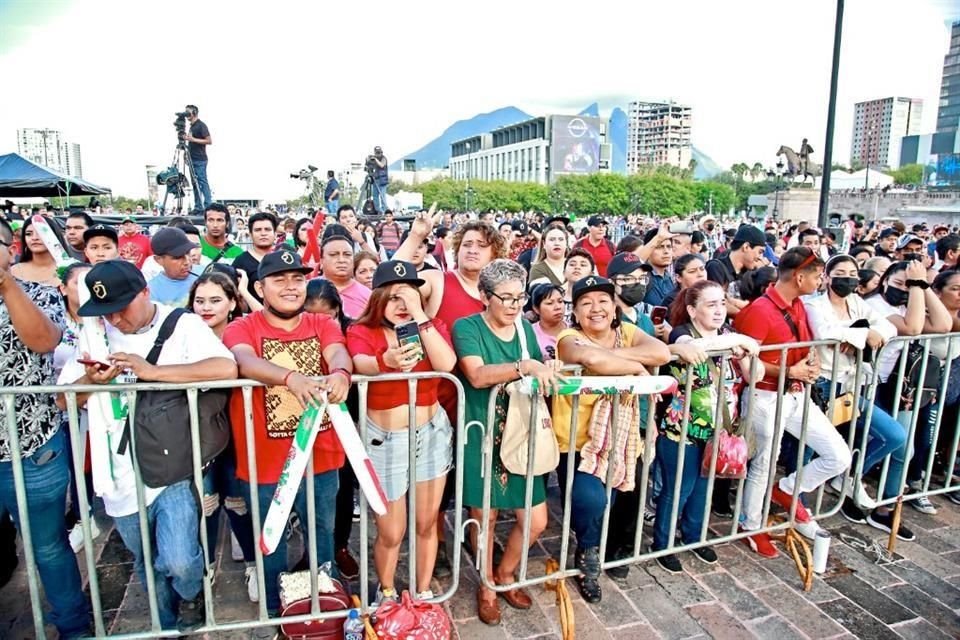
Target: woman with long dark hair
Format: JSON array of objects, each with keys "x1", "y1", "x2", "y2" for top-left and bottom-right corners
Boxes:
[{"x1": 11, "y1": 217, "x2": 63, "y2": 286}]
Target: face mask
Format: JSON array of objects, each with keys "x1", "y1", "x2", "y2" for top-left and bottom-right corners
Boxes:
[
  {"x1": 619, "y1": 283, "x2": 648, "y2": 307},
  {"x1": 829, "y1": 277, "x2": 859, "y2": 298},
  {"x1": 266, "y1": 304, "x2": 304, "y2": 320},
  {"x1": 705, "y1": 223, "x2": 715, "y2": 232},
  {"x1": 882, "y1": 286, "x2": 909, "y2": 307}
]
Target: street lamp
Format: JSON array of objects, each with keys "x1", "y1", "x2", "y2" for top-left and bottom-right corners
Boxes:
[
  {"x1": 465, "y1": 141, "x2": 472, "y2": 211},
  {"x1": 767, "y1": 159, "x2": 785, "y2": 220},
  {"x1": 863, "y1": 125, "x2": 876, "y2": 190}
]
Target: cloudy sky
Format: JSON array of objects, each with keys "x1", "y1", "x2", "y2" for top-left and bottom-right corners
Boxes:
[{"x1": 0, "y1": 0, "x2": 956, "y2": 201}]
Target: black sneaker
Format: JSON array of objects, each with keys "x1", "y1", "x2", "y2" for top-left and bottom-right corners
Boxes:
[
  {"x1": 712, "y1": 503, "x2": 734, "y2": 518},
  {"x1": 947, "y1": 488, "x2": 960, "y2": 506},
  {"x1": 177, "y1": 592, "x2": 206, "y2": 633},
  {"x1": 574, "y1": 547, "x2": 602, "y2": 603},
  {"x1": 865, "y1": 510, "x2": 916, "y2": 541},
  {"x1": 605, "y1": 546, "x2": 631, "y2": 580},
  {"x1": 690, "y1": 545, "x2": 718, "y2": 565},
  {"x1": 433, "y1": 543, "x2": 452, "y2": 579},
  {"x1": 655, "y1": 552, "x2": 683, "y2": 574},
  {"x1": 840, "y1": 497, "x2": 867, "y2": 525}
]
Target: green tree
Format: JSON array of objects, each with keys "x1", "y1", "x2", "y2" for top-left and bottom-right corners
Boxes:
[
  {"x1": 387, "y1": 179, "x2": 410, "y2": 195},
  {"x1": 627, "y1": 175, "x2": 696, "y2": 218},
  {"x1": 889, "y1": 164, "x2": 923, "y2": 186},
  {"x1": 693, "y1": 181, "x2": 736, "y2": 215}
]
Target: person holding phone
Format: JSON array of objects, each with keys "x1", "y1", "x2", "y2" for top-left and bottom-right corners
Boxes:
[{"x1": 345, "y1": 260, "x2": 457, "y2": 604}]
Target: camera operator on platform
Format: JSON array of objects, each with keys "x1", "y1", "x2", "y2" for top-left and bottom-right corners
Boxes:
[
  {"x1": 183, "y1": 104, "x2": 213, "y2": 211},
  {"x1": 370, "y1": 146, "x2": 388, "y2": 213}
]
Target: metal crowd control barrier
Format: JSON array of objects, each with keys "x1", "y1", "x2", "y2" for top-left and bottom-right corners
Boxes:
[{"x1": 1, "y1": 371, "x2": 464, "y2": 639}]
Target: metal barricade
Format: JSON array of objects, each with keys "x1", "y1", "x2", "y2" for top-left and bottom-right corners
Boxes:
[{"x1": 1, "y1": 371, "x2": 464, "y2": 639}]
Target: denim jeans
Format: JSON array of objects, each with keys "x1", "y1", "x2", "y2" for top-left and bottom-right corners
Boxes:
[
  {"x1": 373, "y1": 183, "x2": 388, "y2": 213},
  {"x1": 325, "y1": 199, "x2": 339, "y2": 215},
  {"x1": 113, "y1": 480, "x2": 204, "y2": 630},
  {"x1": 192, "y1": 159, "x2": 213, "y2": 211},
  {"x1": 905, "y1": 404, "x2": 937, "y2": 486},
  {"x1": 245, "y1": 469, "x2": 339, "y2": 613},
  {"x1": 556, "y1": 453, "x2": 616, "y2": 550},
  {"x1": 652, "y1": 436, "x2": 709, "y2": 551},
  {"x1": 202, "y1": 452, "x2": 255, "y2": 565},
  {"x1": 0, "y1": 429, "x2": 90, "y2": 637}
]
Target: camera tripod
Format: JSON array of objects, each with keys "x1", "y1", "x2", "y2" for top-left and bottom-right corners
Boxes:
[
  {"x1": 290, "y1": 166, "x2": 325, "y2": 211},
  {"x1": 159, "y1": 141, "x2": 199, "y2": 214}
]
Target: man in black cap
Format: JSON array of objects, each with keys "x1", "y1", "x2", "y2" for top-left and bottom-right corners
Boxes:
[
  {"x1": 606, "y1": 252, "x2": 659, "y2": 333},
  {"x1": 573, "y1": 216, "x2": 616, "y2": 277},
  {"x1": 148, "y1": 227, "x2": 200, "y2": 307},
  {"x1": 83, "y1": 224, "x2": 120, "y2": 265},
  {"x1": 75, "y1": 258, "x2": 237, "y2": 632},
  {"x1": 875, "y1": 227, "x2": 899, "y2": 259},
  {"x1": 706, "y1": 224, "x2": 766, "y2": 317},
  {"x1": 223, "y1": 248, "x2": 353, "y2": 616}
]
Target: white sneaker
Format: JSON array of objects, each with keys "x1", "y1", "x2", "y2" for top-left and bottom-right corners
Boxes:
[
  {"x1": 415, "y1": 589, "x2": 435, "y2": 600},
  {"x1": 908, "y1": 481, "x2": 938, "y2": 515},
  {"x1": 68, "y1": 518, "x2": 101, "y2": 553},
  {"x1": 793, "y1": 519, "x2": 823, "y2": 541},
  {"x1": 828, "y1": 475, "x2": 845, "y2": 496},
  {"x1": 829, "y1": 475, "x2": 876, "y2": 510},
  {"x1": 245, "y1": 566, "x2": 259, "y2": 603},
  {"x1": 230, "y1": 531, "x2": 244, "y2": 562}
]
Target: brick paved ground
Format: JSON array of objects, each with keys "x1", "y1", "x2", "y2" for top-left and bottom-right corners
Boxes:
[{"x1": 2, "y1": 482, "x2": 960, "y2": 639}]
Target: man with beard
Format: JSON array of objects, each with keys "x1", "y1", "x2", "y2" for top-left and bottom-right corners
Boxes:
[
  {"x1": 320, "y1": 234, "x2": 370, "y2": 318},
  {"x1": 233, "y1": 212, "x2": 278, "y2": 303},
  {"x1": 200, "y1": 203, "x2": 243, "y2": 266},
  {"x1": 148, "y1": 228, "x2": 199, "y2": 308}
]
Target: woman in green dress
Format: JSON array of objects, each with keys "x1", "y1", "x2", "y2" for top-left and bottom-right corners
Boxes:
[{"x1": 452, "y1": 259, "x2": 563, "y2": 626}]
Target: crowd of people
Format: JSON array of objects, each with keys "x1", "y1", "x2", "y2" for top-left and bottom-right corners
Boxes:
[{"x1": 1, "y1": 201, "x2": 959, "y2": 637}]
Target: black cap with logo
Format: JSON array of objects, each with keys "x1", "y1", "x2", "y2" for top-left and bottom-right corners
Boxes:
[
  {"x1": 372, "y1": 260, "x2": 425, "y2": 289},
  {"x1": 257, "y1": 248, "x2": 313, "y2": 281},
  {"x1": 572, "y1": 275, "x2": 616, "y2": 304},
  {"x1": 587, "y1": 215, "x2": 607, "y2": 227},
  {"x1": 77, "y1": 259, "x2": 147, "y2": 316},
  {"x1": 82, "y1": 224, "x2": 118, "y2": 244},
  {"x1": 606, "y1": 252, "x2": 653, "y2": 278}
]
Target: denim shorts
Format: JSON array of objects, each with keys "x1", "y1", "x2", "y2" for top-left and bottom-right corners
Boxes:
[{"x1": 365, "y1": 408, "x2": 453, "y2": 503}]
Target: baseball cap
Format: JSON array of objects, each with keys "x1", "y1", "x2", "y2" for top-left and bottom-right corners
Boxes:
[
  {"x1": 587, "y1": 215, "x2": 607, "y2": 227},
  {"x1": 511, "y1": 220, "x2": 529, "y2": 235},
  {"x1": 572, "y1": 275, "x2": 616, "y2": 305},
  {"x1": 542, "y1": 215, "x2": 571, "y2": 229},
  {"x1": 606, "y1": 252, "x2": 653, "y2": 278},
  {"x1": 732, "y1": 225, "x2": 766, "y2": 248},
  {"x1": 879, "y1": 228, "x2": 900, "y2": 240},
  {"x1": 372, "y1": 260, "x2": 425, "y2": 289},
  {"x1": 934, "y1": 224, "x2": 949, "y2": 233},
  {"x1": 897, "y1": 234, "x2": 923, "y2": 250},
  {"x1": 121, "y1": 215, "x2": 136, "y2": 223},
  {"x1": 258, "y1": 248, "x2": 313, "y2": 280},
  {"x1": 151, "y1": 227, "x2": 198, "y2": 258},
  {"x1": 77, "y1": 260, "x2": 147, "y2": 317},
  {"x1": 83, "y1": 224, "x2": 118, "y2": 244}
]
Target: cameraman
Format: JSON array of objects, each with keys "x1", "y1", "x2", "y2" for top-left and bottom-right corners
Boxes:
[
  {"x1": 183, "y1": 104, "x2": 213, "y2": 211},
  {"x1": 370, "y1": 146, "x2": 388, "y2": 213},
  {"x1": 324, "y1": 170, "x2": 340, "y2": 215}
]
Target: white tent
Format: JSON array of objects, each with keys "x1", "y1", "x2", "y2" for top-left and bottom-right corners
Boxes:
[{"x1": 828, "y1": 168, "x2": 894, "y2": 191}]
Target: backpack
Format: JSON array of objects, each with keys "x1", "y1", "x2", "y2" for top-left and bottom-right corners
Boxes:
[
  {"x1": 118, "y1": 309, "x2": 231, "y2": 488},
  {"x1": 894, "y1": 341, "x2": 942, "y2": 410}
]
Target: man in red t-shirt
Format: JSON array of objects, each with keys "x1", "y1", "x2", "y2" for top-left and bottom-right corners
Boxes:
[
  {"x1": 733, "y1": 247, "x2": 851, "y2": 558},
  {"x1": 117, "y1": 216, "x2": 152, "y2": 268},
  {"x1": 573, "y1": 216, "x2": 615, "y2": 276},
  {"x1": 223, "y1": 248, "x2": 353, "y2": 614}
]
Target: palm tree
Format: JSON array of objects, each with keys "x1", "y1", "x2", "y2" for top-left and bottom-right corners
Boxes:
[{"x1": 751, "y1": 162, "x2": 764, "y2": 182}]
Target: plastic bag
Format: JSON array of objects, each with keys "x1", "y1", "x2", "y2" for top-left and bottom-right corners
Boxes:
[
  {"x1": 701, "y1": 429, "x2": 747, "y2": 479},
  {"x1": 374, "y1": 591, "x2": 452, "y2": 640}
]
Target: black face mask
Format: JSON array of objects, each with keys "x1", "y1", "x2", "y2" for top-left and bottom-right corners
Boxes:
[
  {"x1": 882, "y1": 286, "x2": 909, "y2": 307},
  {"x1": 829, "y1": 277, "x2": 859, "y2": 298},
  {"x1": 266, "y1": 304, "x2": 304, "y2": 320},
  {"x1": 705, "y1": 223, "x2": 715, "y2": 232},
  {"x1": 619, "y1": 283, "x2": 648, "y2": 307}
]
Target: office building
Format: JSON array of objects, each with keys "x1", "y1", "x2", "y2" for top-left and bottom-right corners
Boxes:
[
  {"x1": 936, "y1": 20, "x2": 960, "y2": 137},
  {"x1": 449, "y1": 114, "x2": 611, "y2": 185},
  {"x1": 626, "y1": 101, "x2": 692, "y2": 172},
  {"x1": 850, "y1": 97, "x2": 923, "y2": 168},
  {"x1": 16, "y1": 128, "x2": 84, "y2": 178}
]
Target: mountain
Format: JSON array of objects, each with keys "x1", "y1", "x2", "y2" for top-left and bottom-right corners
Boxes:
[{"x1": 393, "y1": 102, "x2": 722, "y2": 179}]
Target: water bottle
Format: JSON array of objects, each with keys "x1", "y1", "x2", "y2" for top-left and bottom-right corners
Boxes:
[{"x1": 343, "y1": 609, "x2": 364, "y2": 640}]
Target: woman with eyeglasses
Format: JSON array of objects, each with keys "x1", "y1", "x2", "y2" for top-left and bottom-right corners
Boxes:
[{"x1": 452, "y1": 259, "x2": 563, "y2": 626}]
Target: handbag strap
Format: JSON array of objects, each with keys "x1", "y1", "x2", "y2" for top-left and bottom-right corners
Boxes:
[
  {"x1": 514, "y1": 316, "x2": 530, "y2": 361},
  {"x1": 687, "y1": 325, "x2": 734, "y2": 434}
]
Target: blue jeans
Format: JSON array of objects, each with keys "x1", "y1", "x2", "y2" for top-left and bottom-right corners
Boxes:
[
  {"x1": 652, "y1": 436, "x2": 708, "y2": 551},
  {"x1": 202, "y1": 452, "x2": 255, "y2": 565},
  {"x1": 556, "y1": 453, "x2": 615, "y2": 550},
  {"x1": 113, "y1": 480, "x2": 204, "y2": 630},
  {"x1": 906, "y1": 404, "x2": 937, "y2": 486},
  {"x1": 325, "y1": 199, "x2": 339, "y2": 215},
  {"x1": 0, "y1": 429, "x2": 89, "y2": 637},
  {"x1": 192, "y1": 159, "x2": 213, "y2": 211},
  {"x1": 246, "y1": 470, "x2": 339, "y2": 613},
  {"x1": 373, "y1": 183, "x2": 388, "y2": 213}
]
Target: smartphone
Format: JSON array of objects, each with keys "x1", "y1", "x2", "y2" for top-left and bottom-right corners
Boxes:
[
  {"x1": 77, "y1": 358, "x2": 110, "y2": 371},
  {"x1": 394, "y1": 321, "x2": 424, "y2": 362},
  {"x1": 650, "y1": 306, "x2": 668, "y2": 326}
]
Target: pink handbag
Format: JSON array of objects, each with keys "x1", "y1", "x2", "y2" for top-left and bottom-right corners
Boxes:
[{"x1": 374, "y1": 591, "x2": 452, "y2": 640}]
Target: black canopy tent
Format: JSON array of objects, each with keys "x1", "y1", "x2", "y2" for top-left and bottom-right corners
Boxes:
[{"x1": 0, "y1": 152, "x2": 111, "y2": 207}]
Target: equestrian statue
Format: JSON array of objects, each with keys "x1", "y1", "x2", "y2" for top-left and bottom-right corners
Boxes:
[{"x1": 777, "y1": 139, "x2": 821, "y2": 187}]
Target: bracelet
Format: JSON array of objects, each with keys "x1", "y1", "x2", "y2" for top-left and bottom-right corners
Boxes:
[
  {"x1": 283, "y1": 370, "x2": 295, "y2": 386},
  {"x1": 906, "y1": 279, "x2": 930, "y2": 290},
  {"x1": 330, "y1": 367, "x2": 352, "y2": 385},
  {"x1": 418, "y1": 319, "x2": 434, "y2": 332},
  {"x1": 515, "y1": 360, "x2": 523, "y2": 377}
]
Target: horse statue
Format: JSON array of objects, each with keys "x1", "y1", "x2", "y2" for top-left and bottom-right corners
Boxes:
[{"x1": 777, "y1": 144, "x2": 821, "y2": 187}]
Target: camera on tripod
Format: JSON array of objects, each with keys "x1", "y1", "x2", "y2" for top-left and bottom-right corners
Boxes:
[
  {"x1": 174, "y1": 111, "x2": 190, "y2": 141},
  {"x1": 290, "y1": 165, "x2": 318, "y2": 180},
  {"x1": 364, "y1": 155, "x2": 378, "y2": 175}
]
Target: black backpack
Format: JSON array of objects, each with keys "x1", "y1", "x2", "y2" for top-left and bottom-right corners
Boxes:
[
  {"x1": 893, "y1": 341, "x2": 942, "y2": 411},
  {"x1": 118, "y1": 309, "x2": 231, "y2": 488}
]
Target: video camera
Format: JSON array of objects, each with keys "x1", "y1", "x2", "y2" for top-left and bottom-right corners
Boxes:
[
  {"x1": 174, "y1": 110, "x2": 190, "y2": 141},
  {"x1": 290, "y1": 165, "x2": 318, "y2": 180},
  {"x1": 364, "y1": 155, "x2": 378, "y2": 175}
]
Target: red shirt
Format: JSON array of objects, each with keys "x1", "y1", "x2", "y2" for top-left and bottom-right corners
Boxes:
[
  {"x1": 345, "y1": 319, "x2": 452, "y2": 410},
  {"x1": 436, "y1": 271, "x2": 484, "y2": 421},
  {"x1": 733, "y1": 284, "x2": 813, "y2": 391},
  {"x1": 223, "y1": 311, "x2": 346, "y2": 483},
  {"x1": 118, "y1": 234, "x2": 152, "y2": 268},
  {"x1": 574, "y1": 236, "x2": 615, "y2": 276}
]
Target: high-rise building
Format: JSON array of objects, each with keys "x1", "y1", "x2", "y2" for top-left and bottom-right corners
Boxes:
[
  {"x1": 850, "y1": 97, "x2": 923, "y2": 168},
  {"x1": 16, "y1": 128, "x2": 83, "y2": 178},
  {"x1": 936, "y1": 20, "x2": 960, "y2": 137},
  {"x1": 626, "y1": 101, "x2": 692, "y2": 172}
]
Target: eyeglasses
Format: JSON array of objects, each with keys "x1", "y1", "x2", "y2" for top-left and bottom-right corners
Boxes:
[
  {"x1": 491, "y1": 292, "x2": 529, "y2": 307},
  {"x1": 0, "y1": 239, "x2": 9, "y2": 248}
]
